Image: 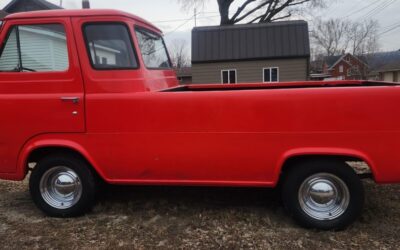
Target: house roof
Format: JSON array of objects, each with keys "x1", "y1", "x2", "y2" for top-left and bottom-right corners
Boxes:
[
  {"x1": 3, "y1": 0, "x2": 62, "y2": 13},
  {"x1": 324, "y1": 55, "x2": 342, "y2": 68},
  {"x1": 324, "y1": 53, "x2": 368, "y2": 70},
  {"x1": 366, "y1": 51, "x2": 400, "y2": 72},
  {"x1": 0, "y1": 10, "x2": 8, "y2": 18},
  {"x1": 192, "y1": 20, "x2": 310, "y2": 63}
]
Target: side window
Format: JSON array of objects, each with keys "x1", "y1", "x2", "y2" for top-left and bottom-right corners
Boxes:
[
  {"x1": 83, "y1": 23, "x2": 138, "y2": 70},
  {"x1": 263, "y1": 67, "x2": 279, "y2": 83},
  {"x1": 221, "y1": 69, "x2": 237, "y2": 84},
  {"x1": 0, "y1": 24, "x2": 68, "y2": 72},
  {"x1": 135, "y1": 27, "x2": 171, "y2": 69}
]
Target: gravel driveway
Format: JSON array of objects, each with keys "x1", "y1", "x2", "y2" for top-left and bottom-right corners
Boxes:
[{"x1": 0, "y1": 178, "x2": 399, "y2": 249}]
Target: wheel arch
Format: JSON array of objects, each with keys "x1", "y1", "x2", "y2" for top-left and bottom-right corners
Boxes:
[
  {"x1": 17, "y1": 138, "x2": 107, "y2": 182},
  {"x1": 275, "y1": 148, "x2": 377, "y2": 185}
]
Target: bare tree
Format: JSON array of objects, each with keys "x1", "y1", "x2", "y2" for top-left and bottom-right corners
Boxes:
[
  {"x1": 311, "y1": 18, "x2": 380, "y2": 57},
  {"x1": 348, "y1": 20, "x2": 379, "y2": 56},
  {"x1": 177, "y1": 0, "x2": 325, "y2": 25},
  {"x1": 168, "y1": 39, "x2": 190, "y2": 68},
  {"x1": 311, "y1": 18, "x2": 350, "y2": 56}
]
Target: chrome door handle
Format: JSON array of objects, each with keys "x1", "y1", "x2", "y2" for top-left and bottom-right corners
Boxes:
[{"x1": 61, "y1": 97, "x2": 80, "y2": 104}]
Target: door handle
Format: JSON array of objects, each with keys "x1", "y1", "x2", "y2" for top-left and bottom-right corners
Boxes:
[{"x1": 60, "y1": 97, "x2": 80, "y2": 104}]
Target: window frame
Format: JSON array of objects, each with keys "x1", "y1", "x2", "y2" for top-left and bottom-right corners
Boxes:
[
  {"x1": 134, "y1": 25, "x2": 172, "y2": 70},
  {"x1": 263, "y1": 67, "x2": 279, "y2": 83},
  {"x1": 82, "y1": 21, "x2": 140, "y2": 71},
  {"x1": 221, "y1": 69, "x2": 237, "y2": 84},
  {"x1": 0, "y1": 23, "x2": 70, "y2": 73}
]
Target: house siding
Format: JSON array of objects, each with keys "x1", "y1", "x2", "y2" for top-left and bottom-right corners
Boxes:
[
  {"x1": 192, "y1": 58, "x2": 308, "y2": 84},
  {"x1": 382, "y1": 71, "x2": 400, "y2": 82}
]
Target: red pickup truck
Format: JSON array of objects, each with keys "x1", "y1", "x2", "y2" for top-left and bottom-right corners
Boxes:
[{"x1": 0, "y1": 9, "x2": 399, "y2": 230}]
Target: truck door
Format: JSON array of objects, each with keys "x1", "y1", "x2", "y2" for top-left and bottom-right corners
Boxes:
[{"x1": 0, "y1": 18, "x2": 85, "y2": 175}]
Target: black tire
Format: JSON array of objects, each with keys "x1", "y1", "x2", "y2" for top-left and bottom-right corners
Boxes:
[
  {"x1": 281, "y1": 159, "x2": 364, "y2": 230},
  {"x1": 29, "y1": 154, "x2": 97, "y2": 217}
]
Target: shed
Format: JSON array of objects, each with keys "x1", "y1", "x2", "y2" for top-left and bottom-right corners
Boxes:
[{"x1": 191, "y1": 20, "x2": 310, "y2": 84}]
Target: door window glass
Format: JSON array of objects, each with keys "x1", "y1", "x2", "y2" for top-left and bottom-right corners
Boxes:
[
  {"x1": 83, "y1": 23, "x2": 138, "y2": 70},
  {"x1": 0, "y1": 24, "x2": 69, "y2": 72}
]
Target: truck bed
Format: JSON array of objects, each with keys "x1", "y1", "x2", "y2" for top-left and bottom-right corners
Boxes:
[{"x1": 163, "y1": 80, "x2": 399, "y2": 92}]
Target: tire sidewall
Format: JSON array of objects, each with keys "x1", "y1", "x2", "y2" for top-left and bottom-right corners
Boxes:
[{"x1": 29, "y1": 155, "x2": 96, "y2": 217}]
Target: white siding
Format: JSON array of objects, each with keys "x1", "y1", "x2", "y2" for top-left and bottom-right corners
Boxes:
[
  {"x1": 0, "y1": 25, "x2": 69, "y2": 72},
  {"x1": 383, "y1": 72, "x2": 394, "y2": 82},
  {"x1": 0, "y1": 31, "x2": 18, "y2": 71}
]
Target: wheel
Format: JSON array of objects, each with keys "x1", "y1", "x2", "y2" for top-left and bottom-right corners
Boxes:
[
  {"x1": 29, "y1": 154, "x2": 97, "y2": 217},
  {"x1": 281, "y1": 159, "x2": 364, "y2": 230}
]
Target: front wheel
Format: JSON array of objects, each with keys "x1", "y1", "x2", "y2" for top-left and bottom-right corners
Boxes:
[
  {"x1": 29, "y1": 154, "x2": 97, "y2": 217},
  {"x1": 282, "y1": 160, "x2": 364, "y2": 230}
]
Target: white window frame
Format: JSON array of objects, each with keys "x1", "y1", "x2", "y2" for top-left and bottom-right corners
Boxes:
[
  {"x1": 263, "y1": 67, "x2": 279, "y2": 83},
  {"x1": 221, "y1": 69, "x2": 237, "y2": 84},
  {"x1": 339, "y1": 65, "x2": 344, "y2": 73}
]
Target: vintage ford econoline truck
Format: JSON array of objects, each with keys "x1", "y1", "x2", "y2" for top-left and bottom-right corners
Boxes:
[{"x1": 0, "y1": 9, "x2": 399, "y2": 230}]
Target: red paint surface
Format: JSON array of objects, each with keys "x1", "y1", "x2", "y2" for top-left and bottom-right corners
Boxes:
[{"x1": 1, "y1": 10, "x2": 400, "y2": 187}]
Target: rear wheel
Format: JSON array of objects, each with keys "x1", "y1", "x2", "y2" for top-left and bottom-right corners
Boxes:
[
  {"x1": 29, "y1": 154, "x2": 97, "y2": 217},
  {"x1": 282, "y1": 160, "x2": 364, "y2": 230}
]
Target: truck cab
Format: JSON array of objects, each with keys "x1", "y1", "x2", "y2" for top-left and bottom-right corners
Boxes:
[{"x1": 0, "y1": 9, "x2": 177, "y2": 177}]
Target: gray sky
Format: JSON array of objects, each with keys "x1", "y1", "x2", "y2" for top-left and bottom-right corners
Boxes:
[{"x1": 1, "y1": 0, "x2": 399, "y2": 54}]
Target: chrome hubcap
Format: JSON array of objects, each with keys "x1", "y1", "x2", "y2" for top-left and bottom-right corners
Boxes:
[
  {"x1": 40, "y1": 166, "x2": 82, "y2": 209},
  {"x1": 298, "y1": 173, "x2": 350, "y2": 221}
]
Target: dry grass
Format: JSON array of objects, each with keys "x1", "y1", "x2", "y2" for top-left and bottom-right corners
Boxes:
[{"x1": 0, "y1": 179, "x2": 399, "y2": 249}]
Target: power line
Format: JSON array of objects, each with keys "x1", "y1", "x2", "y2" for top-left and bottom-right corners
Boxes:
[
  {"x1": 356, "y1": 0, "x2": 396, "y2": 21},
  {"x1": 341, "y1": 1, "x2": 382, "y2": 19},
  {"x1": 162, "y1": 12, "x2": 220, "y2": 36},
  {"x1": 164, "y1": 14, "x2": 195, "y2": 36},
  {"x1": 379, "y1": 21, "x2": 400, "y2": 36},
  {"x1": 152, "y1": 12, "x2": 219, "y2": 23}
]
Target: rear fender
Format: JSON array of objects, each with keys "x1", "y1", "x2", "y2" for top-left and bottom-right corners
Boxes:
[
  {"x1": 15, "y1": 135, "x2": 106, "y2": 181},
  {"x1": 274, "y1": 147, "x2": 376, "y2": 185}
]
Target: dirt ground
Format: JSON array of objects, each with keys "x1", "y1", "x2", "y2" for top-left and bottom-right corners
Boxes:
[{"x1": 0, "y1": 178, "x2": 399, "y2": 249}]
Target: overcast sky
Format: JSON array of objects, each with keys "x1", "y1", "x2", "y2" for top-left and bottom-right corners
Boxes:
[{"x1": 1, "y1": 0, "x2": 399, "y2": 54}]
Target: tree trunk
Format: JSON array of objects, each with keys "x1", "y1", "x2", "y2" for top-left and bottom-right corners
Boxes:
[{"x1": 218, "y1": 0, "x2": 234, "y2": 25}]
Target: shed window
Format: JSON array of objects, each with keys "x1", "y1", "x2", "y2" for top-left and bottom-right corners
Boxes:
[
  {"x1": 221, "y1": 69, "x2": 236, "y2": 84},
  {"x1": 0, "y1": 24, "x2": 69, "y2": 72},
  {"x1": 263, "y1": 67, "x2": 279, "y2": 82}
]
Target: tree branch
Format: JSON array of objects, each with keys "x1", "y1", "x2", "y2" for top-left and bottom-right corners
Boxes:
[
  {"x1": 270, "y1": 12, "x2": 292, "y2": 22},
  {"x1": 234, "y1": 0, "x2": 271, "y2": 23},
  {"x1": 230, "y1": 0, "x2": 258, "y2": 21}
]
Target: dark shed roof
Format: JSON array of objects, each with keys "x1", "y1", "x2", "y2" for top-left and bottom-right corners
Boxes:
[
  {"x1": 3, "y1": 0, "x2": 62, "y2": 13},
  {"x1": 192, "y1": 20, "x2": 310, "y2": 63}
]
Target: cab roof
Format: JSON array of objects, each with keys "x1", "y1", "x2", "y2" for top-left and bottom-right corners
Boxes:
[{"x1": 4, "y1": 9, "x2": 161, "y2": 33}]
